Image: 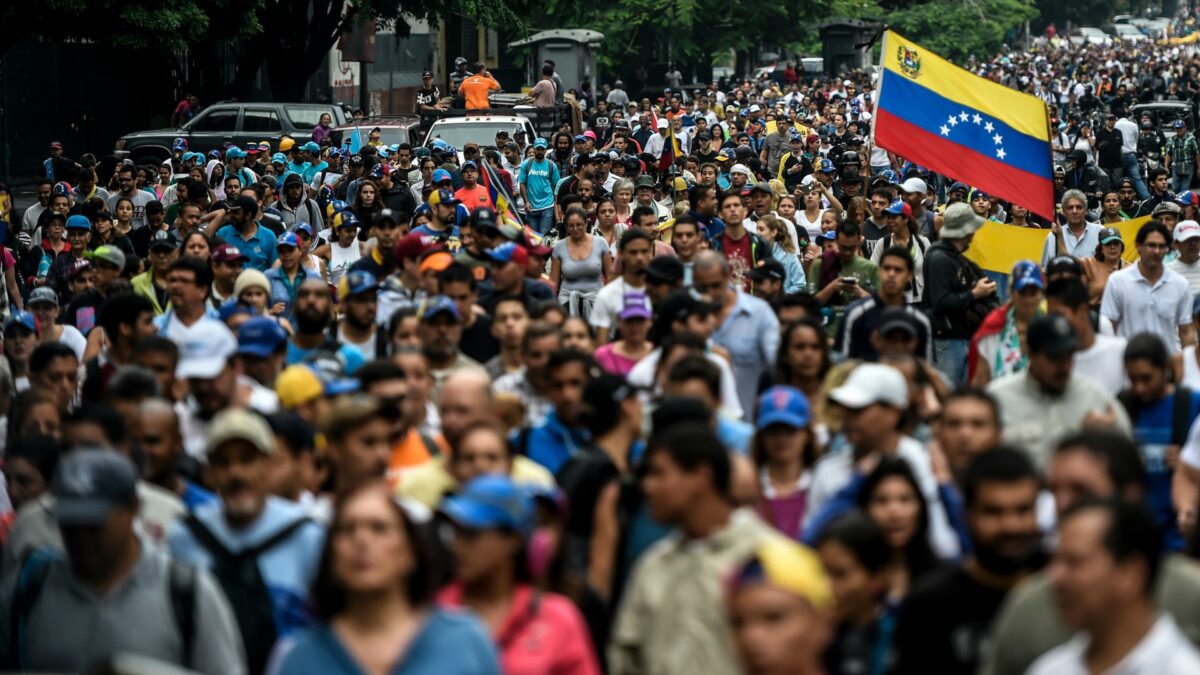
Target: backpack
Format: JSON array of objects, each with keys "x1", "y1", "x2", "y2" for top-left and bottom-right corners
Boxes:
[
  {"x1": 183, "y1": 515, "x2": 310, "y2": 674},
  {"x1": 8, "y1": 548, "x2": 197, "y2": 671},
  {"x1": 1118, "y1": 386, "x2": 1195, "y2": 448}
]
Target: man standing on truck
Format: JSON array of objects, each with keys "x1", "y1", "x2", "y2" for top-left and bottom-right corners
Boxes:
[{"x1": 460, "y1": 62, "x2": 501, "y2": 112}]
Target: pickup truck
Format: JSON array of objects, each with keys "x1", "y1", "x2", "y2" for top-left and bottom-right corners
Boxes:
[{"x1": 115, "y1": 102, "x2": 348, "y2": 164}]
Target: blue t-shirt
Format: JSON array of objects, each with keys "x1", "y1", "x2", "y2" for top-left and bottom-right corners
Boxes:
[
  {"x1": 271, "y1": 608, "x2": 500, "y2": 675},
  {"x1": 517, "y1": 158, "x2": 560, "y2": 211},
  {"x1": 215, "y1": 223, "x2": 278, "y2": 272},
  {"x1": 1131, "y1": 389, "x2": 1200, "y2": 551}
]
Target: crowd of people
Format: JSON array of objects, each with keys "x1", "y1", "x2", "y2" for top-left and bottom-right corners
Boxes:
[{"x1": 6, "y1": 9, "x2": 1200, "y2": 675}]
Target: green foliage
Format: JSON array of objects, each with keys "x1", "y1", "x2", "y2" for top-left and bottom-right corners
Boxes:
[
  {"x1": 1034, "y1": 0, "x2": 1119, "y2": 29},
  {"x1": 882, "y1": 0, "x2": 1039, "y2": 62}
]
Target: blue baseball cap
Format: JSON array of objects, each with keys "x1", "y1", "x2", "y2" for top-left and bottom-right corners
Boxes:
[
  {"x1": 574, "y1": 134, "x2": 588, "y2": 142},
  {"x1": 65, "y1": 214, "x2": 92, "y2": 231},
  {"x1": 461, "y1": 160, "x2": 478, "y2": 171},
  {"x1": 818, "y1": 159, "x2": 837, "y2": 173},
  {"x1": 301, "y1": 141, "x2": 320, "y2": 153},
  {"x1": 484, "y1": 241, "x2": 529, "y2": 266},
  {"x1": 756, "y1": 386, "x2": 812, "y2": 430},
  {"x1": 5, "y1": 310, "x2": 37, "y2": 334},
  {"x1": 1011, "y1": 260, "x2": 1045, "y2": 291},
  {"x1": 294, "y1": 223, "x2": 314, "y2": 237},
  {"x1": 338, "y1": 270, "x2": 378, "y2": 301},
  {"x1": 277, "y1": 232, "x2": 301, "y2": 249},
  {"x1": 441, "y1": 475, "x2": 532, "y2": 534},
  {"x1": 431, "y1": 168, "x2": 453, "y2": 184},
  {"x1": 237, "y1": 317, "x2": 289, "y2": 358},
  {"x1": 420, "y1": 295, "x2": 461, "y2": 322},
  {"x1": 172, "y1": 138, "x2": 188, "y2": 153},
  {"x1": 533, "y1": 137, "x2": 548, "y2": 149},
  {"x1": 225, "y1": 146, "x2": 246, "y2": 159},
  {"x1": 217, "y1": 300, "x2": 256, "y2": 323},
  {"x1": 883, "y1": 200, "x2": 907, "y2": 216},
  {"x1": 271, "y1": 152, "x2": 288, "y2": 165}
]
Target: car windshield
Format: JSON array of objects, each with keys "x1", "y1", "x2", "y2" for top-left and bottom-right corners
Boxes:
[
  {"x1": 425, "y1": 121, "x2": 526, "y2": 149},
  {"x1": 339, "y1": 126, "x2": 410, "y2": 147}
]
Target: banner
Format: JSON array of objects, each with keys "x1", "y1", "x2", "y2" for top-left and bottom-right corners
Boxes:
[{"x1": 964, "y1": 217, "x2": 1149, "y2": 274}]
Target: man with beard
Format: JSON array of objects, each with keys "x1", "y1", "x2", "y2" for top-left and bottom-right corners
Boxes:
[
  {"x1": 349, "y1": 208, "x2": 405, "y2": 280},
  {"x1": 167, "y1": 407, "x2": 324, "y2": 675},
  {"x1": 893, "y1": 447, "x2": 1043, "y2": 675},
  {"x1": 518, "y1": 138, "x2": 559, "y2": 235},
  {"x1": 136, "y1": 398, "x2": 217, "y2": 510},
  {"x1": 550, "y1": 131, "x2": 574, "y2": 178},
  {"x1": 988, "y1": 314, "x2": 1129, "y2": 471},
  {"x1": 81, "y1": 292, "x2": 157, "y2": 403},
  {"x1": 286, "y1": 277, "x2": 340, "y2": 364},
  {"x1": 335, "y1": 270, "x2": 380, "y2": 358},
  {"x1": 417, "y1": 295, "x2": 485, "y2": 403},
  {"x1": 478, "y1": 242, "x2": 555, "y2": 315}
]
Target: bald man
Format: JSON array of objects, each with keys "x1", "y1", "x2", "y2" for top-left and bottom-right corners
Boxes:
[
  {"x1": 397, "y1": 369, "x2": 554, "y2": 507},
  {"x1": 136, "y1": 398, "x2": 218, "y2": 510}
]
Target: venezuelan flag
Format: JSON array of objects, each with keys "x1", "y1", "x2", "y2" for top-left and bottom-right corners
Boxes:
[
  {"x1": 658, "y1": 125, "x2": 680, "y2": 173},
  {"x1": 873, "y1": 31, "x2": 1054, "y2": 221}
]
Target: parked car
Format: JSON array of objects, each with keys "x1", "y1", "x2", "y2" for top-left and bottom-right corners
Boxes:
[
  {"x1": 329, "y1": 115, "x2": 423, "y2": 151},
  {"x1": 114, "y1": 102, "x2": 348, "y2": 164},
  {"x1": 1104, "y1": 23, "x2": 1149, "y2": 42},
  {"x1": 1068, "y1": 27, "x2": 1113, "y2": 46},
  {"x1": 1131, "y1": 101, "x2": 1196, "y2": 140},
  {"x1": 423, "y1": 114, "x2": 539, "y2": 162}
]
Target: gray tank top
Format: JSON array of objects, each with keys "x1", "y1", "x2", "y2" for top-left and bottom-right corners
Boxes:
[{"x1": 553, "y1": 235, "x2": 608, "y2": 294}]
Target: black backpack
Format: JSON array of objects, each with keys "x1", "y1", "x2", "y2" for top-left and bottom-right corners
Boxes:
[
  {"x1": 8, "y1": 548, "x2": 197, "y2": 670},
  {"x1": 1118, "y1": 386, "x2": 1196, "y2": 448},
  {"x1": 183, "y1": 515, "x2": 310, "y2": 674}
]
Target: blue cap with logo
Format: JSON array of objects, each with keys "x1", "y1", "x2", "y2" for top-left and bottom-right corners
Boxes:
[
  {"x1": 338, "y1": 270, "x2": 378, "y2": 301},
  {"x1": 756, "y1": 386, "x2": 812, "y2": 430},
  {"x1": 237, "y1": 317, "x2": 289, "y2": 358},
  {"x1": 5, "y1": 310, "x2": 37, "y2": 334},
  {"x1": 441, "y1": 475, "x2": 533, "y2": 534},
  {"x1": 1011, "y1": 260, "x2": 1045, "y2": 291},
  {"x1": 277, "y1": 232, "x2": 301, "y2": 249},
  {"x1": 65, "y1": 214, "x2": 91, "y2": 231},
  {"x1": 420, "y1": 295, "x2": 461, "y2": 322},
  {"x1": 818, "y1": 159, "x2": 837, "y2": 173},
  {"x1": 533, "y1": 137, "x2": 548, "y2": 149},
  {"x1": 271, "y1": 152, "x2": 288, "y2": 165},
  {"x1": 431, "y1": 168, "x2": 453, "y2": 185}
]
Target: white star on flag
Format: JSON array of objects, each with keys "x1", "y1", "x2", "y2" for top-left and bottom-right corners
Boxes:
[
  {"x1": 984, "y1": 121, "x2": 994, "y2": 133},
  {"x1": 993, "y1": 134, "x2": 1003, "y2": 145},
  {"x1": 972, "y1": 113, "x2": 982, "y2": 124},
  {"x1": 940, "y1": 125, "x2": 950, "y2": 136},
  {"x1": 948, "y1": 115, "x2": 958, "y2": 127},
  {"x1": 959, "y1": 111, "x2": 969, "y2": 122},
  {"x1": 996, "y1": 148, "x2": 1007, "y2": 159}
]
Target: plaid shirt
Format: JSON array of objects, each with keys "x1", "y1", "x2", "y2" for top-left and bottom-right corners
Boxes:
[{"x1": 1169, "y1": 132, "x2": 1198, "y2": 175}]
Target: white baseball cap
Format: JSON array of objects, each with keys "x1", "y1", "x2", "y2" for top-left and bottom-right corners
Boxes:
[
  {"x1": 176, "y1": 320, "x2": 238, "y2": 379},
  {"x1": 830, "y1": 364, "x2": 909, "y2": 409},
  {"x1": 656, "y1": 118, "x2": 669, "y2": 129},
  {"x1": 1177, "y1": 220, "x2": 1200, "y2": 242},
  {"x1": 730, "y1": 164, "x2": 754, "y2": 178},
  {"x1": 843, "y1": 79, "x2": 853, "y2": 86},
  {"x1": 749, "y1": 104, "x2": 761, "y2": 113},
  {"x1": 901, "y1": 177, "x2": 928, "y2": 194}
]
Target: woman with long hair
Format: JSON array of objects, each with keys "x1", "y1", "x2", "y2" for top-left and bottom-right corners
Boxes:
[
  {"x1": 757, "y1": 214, "x2": 806, "y2": 294},
  {"x1": 89, "y1": 210, "x2": 137, "y2": 262},
  {"x1": 770, "y1": 318, "x2": 831, "y2": 409},
  {"x1": 550, "y1": 207, "x2": 612, "y2": 319},
  {"x1": 857, "y1": 458, "x2": 942, "y2": 602},
  {"x1": 1080, "y1": 226, "x2": 1127, "y2": 308},
  {"x1": 112, "y1": 196, "x2": 137, "y2": 238},
  {"x1": 844, "y1": 197, "x2": 868, "y2": 227},
  {"x1": 592, "y1": 197, "x2": 626, "y2": 259},
  {"x1": 751, "y1": 386, "x2": 821, "y2": 540},
  {"x1": 438, "y1": 475, "x2": 602, "y2": 675},
  {"x1": 270, "y1": 481, "x2": 501, "y2": 674},
  {"x1": 1004, "y1": 203, "x2": 1039, "y2": 228},
  {"x1": 352, "y1": 179, "x2": 383, "y2": 227},
  {"x1": 816, "y1": 512, "x2": 898, "y2": 675}
]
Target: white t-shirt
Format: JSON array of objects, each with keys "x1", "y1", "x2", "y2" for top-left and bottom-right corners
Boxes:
[
  {"x1": 1167, "y1": 257, "x2": 1200, "y2": 297},
  {"x1": 1027, "y1": 614, "x2": 1200, "y2": 675},
  {"x1": 796, "y1": 210, "x2": 822, "y2": 240},
  {"x1": 626, "y1": 347, "x2": 745, "y2": 421},
  {"x1": 1071, "y1": 334, "x2": 1128, "y2": 397},
  {"x1": 54, "y1": 325, "x2": 87, "y2": 362},
  {"x1": 588, "y1": 277, "x2": 647, "y2": 333}
]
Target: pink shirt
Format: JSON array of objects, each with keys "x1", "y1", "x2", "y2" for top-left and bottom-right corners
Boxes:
[
  {"x1": 438, "y1": 584, "x2": 601, "y2": 675},
  {"x1": 594, "y1": 343, "x2": 640, "y2": 376}
]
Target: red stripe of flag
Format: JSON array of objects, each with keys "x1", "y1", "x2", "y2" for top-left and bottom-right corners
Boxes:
[{"x1": 875, "y1": 109, "x2": 1055, "y2": 222}]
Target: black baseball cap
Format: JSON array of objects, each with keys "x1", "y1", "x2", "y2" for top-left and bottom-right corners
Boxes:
[
  {"x1": 644, "y1": 255, "x2": 685, "y2": 285},
  {"x1": 1026, "y1": 314, "x2": 1079, "y2": 357},
  {"x1": 1045, "y1": 255, "x2": 1083, "y2": 278},
  {"x1": 149, "y1": 230, "x2": 180, "y2": 252},
  {"x1": 657, "y1": 288, "x2": 719, "y2": 324},
  {"x1": 875, "y1": 308, "x2": 920, "y2": 338}
]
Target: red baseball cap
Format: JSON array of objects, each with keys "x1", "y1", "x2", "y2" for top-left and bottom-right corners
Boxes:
[
  {"x1": 212, "y1": 244, "x2": 249, "y2": 263},
  {"x1": 394, "y1": 232, "x2": 445, "y2": 261}
]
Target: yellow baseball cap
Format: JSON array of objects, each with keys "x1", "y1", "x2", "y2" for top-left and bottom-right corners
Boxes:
[
  {"x1": 275, "y1": 365, "x2": 323, "y2": 408},
  {"x1": 733, "y1": 538, "x2": 833, "y2": 610}
]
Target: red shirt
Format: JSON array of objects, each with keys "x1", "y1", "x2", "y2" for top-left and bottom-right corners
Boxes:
[
  {"x1": 438, "y1": 584, "x2": 601, "y2": 675},
  {"x1": 720, "y1": 232, "x2": 753, "y2": 291},
  {"x1": 455, "y1": 183, "x2": 495, "y2": 210}
]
